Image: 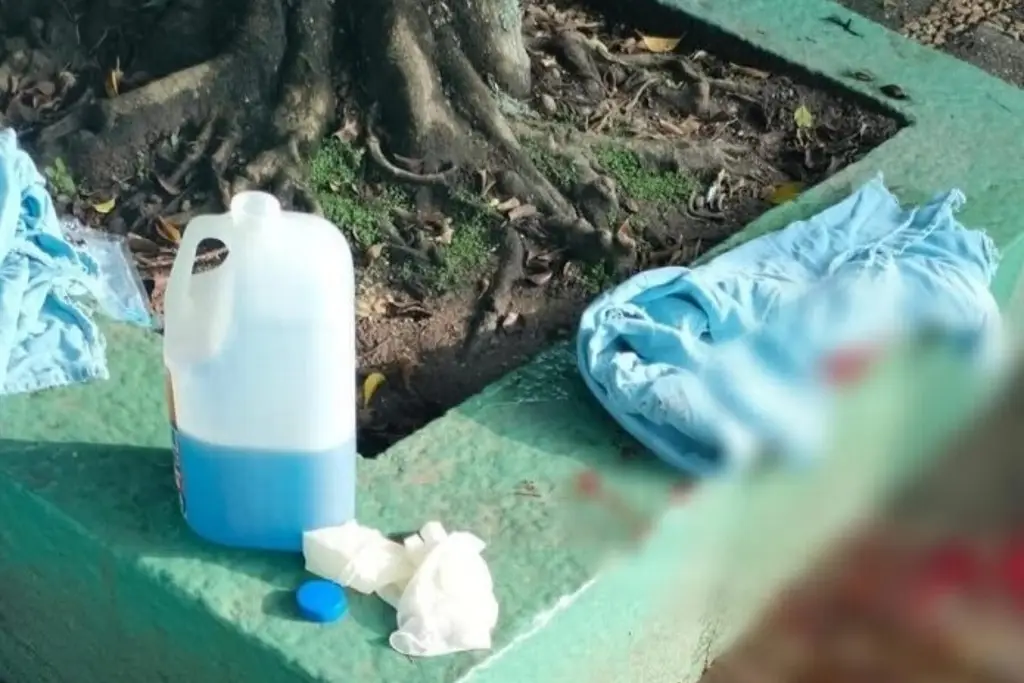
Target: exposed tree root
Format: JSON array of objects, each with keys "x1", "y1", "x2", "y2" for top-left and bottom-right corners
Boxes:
[
  {"x1": 462, "y1": 224, "x2": 526, "y2": 357},
  {"x1": 31, "y1": 0, "x2": 759, "y2": 353},
  {"x1": 365, "y1": 129, "x2": 452, "y2": 186},
  {"x1": 515, "y1": 122, "x2": 746, "y2": 179},
  {"x1": 35, "y1": 0, "x2": 289, "y2": 187},
  {"x1": 546, "y1": 29, "x2": 759, "y2": 120}
]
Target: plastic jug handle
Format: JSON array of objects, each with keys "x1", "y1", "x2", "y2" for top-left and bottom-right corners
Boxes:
[{"x1": 164, "y1": 214, "x2": 231, "y2": 353}]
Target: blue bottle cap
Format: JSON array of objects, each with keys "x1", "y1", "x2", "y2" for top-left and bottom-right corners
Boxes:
[{"x1": 296, "y1": 580, "x2": 348, "y2": 623}]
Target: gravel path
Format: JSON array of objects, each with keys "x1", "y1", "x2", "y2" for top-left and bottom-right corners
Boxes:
[{"x1": 838, "y1": 0, "x2": 1024, "y2": 86}]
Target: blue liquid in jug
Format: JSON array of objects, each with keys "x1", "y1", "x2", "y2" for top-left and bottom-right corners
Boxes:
[{"x1": 173, "y1": 429, "x2": 356, "y2": 551}]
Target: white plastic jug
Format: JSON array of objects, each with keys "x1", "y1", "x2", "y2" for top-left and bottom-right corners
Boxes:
[{"x1": 163, "y1": 191, "x2": 356, "y2": 551}]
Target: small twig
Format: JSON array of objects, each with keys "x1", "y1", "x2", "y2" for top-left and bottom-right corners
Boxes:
[
  {"x1": 389, "y1": 206, "x2": 418, "y2": 223},
  {"x1": 986, "y1": 94, "x2": 1013, "y2": 114},
  {"x1": 161, "y1": 118, "x2": 217, "y2": 191},
  {"x1": 589, "y1": 76, "x2": 658, "y2": 133},
  {"x1": 675, "y1": 57, "x2": 758, "y2": 97},
  {"x1": 385, "y1": 241, "x2": 431, "y2": 263},
  {"x1": 686, "y1": 189, "x2": 726, "y2": 221},
  {"x1": 365, "y1": 130, "x2": 451, "y2": 186},
  {"x1": 589, "y1": 41, "x2": 756, "y2": 102},
  {"x1": 137, "y1": 245, "x2": 228, "y2": 271},
  {"x1": 623, "y1": 77, "x2": 658, "y2": 115},
  {"x1": 589, "y1": 100, "x2": 621, "y2": 133},
  {"x1": 822, "y1": 15, "x2": 863, "y2": 37},
  {"x1": 378, "y1": 218, "x2": 412, "y2": 248}
]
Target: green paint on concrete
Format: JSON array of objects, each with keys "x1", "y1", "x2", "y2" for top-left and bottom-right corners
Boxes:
[{"x1": 4, "y1": 1, "x2": 1024, "y2": 681}]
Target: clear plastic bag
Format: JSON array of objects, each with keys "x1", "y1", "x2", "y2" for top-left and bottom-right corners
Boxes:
[{"x1": 60, "y1": 217, "x2": 153, "y2": 328}]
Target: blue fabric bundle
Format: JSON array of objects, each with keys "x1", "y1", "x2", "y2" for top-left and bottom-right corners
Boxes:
[
  {"x1": 0, "y1": 129, "x2": 107, "y2": 396},
  {"x1": 577, "y1": 175, "x2": 1002, "y2": 476}
]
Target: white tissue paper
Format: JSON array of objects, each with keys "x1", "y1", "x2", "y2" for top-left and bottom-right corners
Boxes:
[{"x1": 302, "y1": 520, "x2": 499, "y2": 657}]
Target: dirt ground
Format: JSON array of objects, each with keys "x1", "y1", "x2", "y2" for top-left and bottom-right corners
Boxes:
[
  {"x1": 839, "y1": 0, "x2": 1024, "y2": 86},
  {"x1": 0, "y1": 0, "x2": 897, "y2": 454}
]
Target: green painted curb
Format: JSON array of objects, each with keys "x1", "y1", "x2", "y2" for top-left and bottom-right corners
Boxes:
[{"x1": 3, "y1": 1, "x2": 1024, "y2": 681}]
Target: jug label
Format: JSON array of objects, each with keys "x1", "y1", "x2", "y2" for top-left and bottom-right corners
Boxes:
[{"x1": 165, "y1": 371, "x2": 186, "y2": 519}]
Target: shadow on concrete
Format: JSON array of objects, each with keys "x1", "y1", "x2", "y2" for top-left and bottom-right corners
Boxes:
[{"x1": 0, "y1": 437, "x2": 392, "y2": 639}]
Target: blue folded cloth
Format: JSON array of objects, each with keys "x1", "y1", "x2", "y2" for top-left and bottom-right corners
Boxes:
[
  {"x1": 0, "y1": 129, "x2": 107, "y2": 396},
  {"x1": 577, "y1": 175, "x2": 1002, "y2": 476}
]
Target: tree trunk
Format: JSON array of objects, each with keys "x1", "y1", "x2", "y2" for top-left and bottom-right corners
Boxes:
[{"x1": 7, "y1": 0, "x2": 740, "y2": 267}]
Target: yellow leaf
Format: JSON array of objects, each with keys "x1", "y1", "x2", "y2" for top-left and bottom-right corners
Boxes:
[
  {"x1": 154, "y1": 216, "x2": 182, "y2": 244},
  {"x1": 92, "y1": 197, "x2": 116, "y2": 214},
  {"x1": 793, "y1": 104, "x2": 814, "y2": 129},
  {"x1": 767, "y1": 181, "x2": 805, "y2": 205},
  {"x1": 362, "y1": 372, "x2": 386, "y2": 408},
  {"x1": 639, "y1": 34, "x2": 682, "y2": 53},
  {"x1": 104, "y1": 58, "x2": 123, "y2": 98}
]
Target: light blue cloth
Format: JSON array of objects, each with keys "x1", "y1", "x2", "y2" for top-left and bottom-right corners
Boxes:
[
  {"x1": 577, "y1": 175, "x2": 1002, "y2": 476},
  {"x1": 0, "y1": 129, "x2": 107, "y2": 395}
]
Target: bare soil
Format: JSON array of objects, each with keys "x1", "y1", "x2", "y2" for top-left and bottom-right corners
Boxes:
[{"x1": 0, "y1": 0, "x2": 898, "y2": 455}]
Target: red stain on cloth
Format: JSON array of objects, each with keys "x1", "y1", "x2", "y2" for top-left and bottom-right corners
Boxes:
[
  {"x1": 822, "y1": 345, "x2": 882, "y2": 385},
  {"x1": 996, "y1": 537, "x2": 1024, "y2": 608}
]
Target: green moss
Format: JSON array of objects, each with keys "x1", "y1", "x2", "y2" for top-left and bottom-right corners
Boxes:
[
  {"x1": 579, "y1": 261, "x2": 617, "y2": 295},
  {"x1": 593, "y1": 146, "x2": 697, "y2": 204},
  {"x1": 310, "y1": 139, "x2": 499, "y2": 295},
  {"x1": 403, "y1": 192, "x2": 500, "y2": 294},
  {"x1": 43, "y1": 157, "x2": 76, "y2": 197},
  {"x1": 309, "y1": 140, "x2": 405, "y2": 250},
  {"x1": 524, "y1": 142, "x2": 579, "y2": 193}
]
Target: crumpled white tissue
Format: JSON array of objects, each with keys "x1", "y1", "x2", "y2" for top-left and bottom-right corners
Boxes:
[{"x1": 303, "y1": 520, "x2": 499, "y2": 657}]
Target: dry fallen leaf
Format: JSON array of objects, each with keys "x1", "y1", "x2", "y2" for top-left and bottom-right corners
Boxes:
[
  {"x1": 126, "y1": 232, "x2": 162, "y2": 254},
  {"x1": 501, "y1": 311, "x2": 523, "y2": 331},
  {"x1": 436, "y1": 224, "x2": 455, "y2": 245},
  {"x1": 507, "y1": 204, "x2": 538, "y2": 222},
  {"x1": 880, "y1": 83, "x2": 908, "y2": 100},
  {"x1": 495, "y1": 197, "x2": 521, "y2": 213},
  {"x1": 331, "y1": 117, "x2": 361, "y2": 142},
  {"x1": 57, "y1": 71, "x2": 77, "y2": 93},
  {"x1": 767, "y1": 181, "x2": 805, "y2": 205},
  {"x1": 356, "y1": 284, "x2": 395, "y2": 320},
  {"x1": 155, "y1": 175, "x2": 182, "y2": 196},
  {"x1": 366, "y1": 243, "x2": 385, "y2": 263},
  {"x1": 356, "y1": 297, "x2": 375, "y2": 319},
  {"x1": 638, "y1": 33, "x2": 682, "y2": 53},
  {"x1": 526, "y1": 269, "x2": 553, "y2": 287},
  {"x1": 655, "y1": 115, "x2": 701, "y2": 137},
  {"x1": 362, "y1": 372, "x2": 387, "y2": 408},
  {"x1": 615, "y1": 219, "x2": 637, "y2": 250},
  {"x1": 91, "y1": 197, "x2": 117, "y2": 215},
  {"x1": 154, "y1": 216, "x2": 182, "y2": 244},
  {"x1": 34, "y1": 81, "x2": 56, "y2": 98},
  {"x1": 730, "y1": 63, "x2": 771, "y2": 79},
  {"x1": 478, "y1": 169, "x2": 496, "y2": 198},
  {"x1": 793, "y1": 105, "x2": 814, "y2": 129},
  {"x1": 104, "y1": 58, "x2": 123, "y2": 98}
]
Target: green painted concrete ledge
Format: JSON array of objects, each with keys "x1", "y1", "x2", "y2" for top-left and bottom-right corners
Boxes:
[{"x1": 4, "y1": 1, "x2": 1024, "y2": 681}]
